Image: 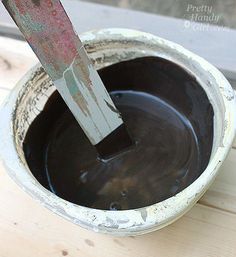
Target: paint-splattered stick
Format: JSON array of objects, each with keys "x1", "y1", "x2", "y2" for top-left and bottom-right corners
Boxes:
[{"x1": 2, "y1": 0, "x2": 130, "y2": 152}]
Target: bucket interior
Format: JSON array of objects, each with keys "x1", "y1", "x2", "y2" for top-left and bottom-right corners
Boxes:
[{"x1": 20, "y1": 56, "x2": 214, "y2": 210}]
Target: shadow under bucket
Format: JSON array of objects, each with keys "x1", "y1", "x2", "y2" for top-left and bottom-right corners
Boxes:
[{"x1": 0, "y1": 29, "x2": 235, "y2": 236}]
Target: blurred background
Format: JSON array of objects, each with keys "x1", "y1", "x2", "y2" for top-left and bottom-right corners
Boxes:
[{"x1": 80, "y1": 0, "x2": 236, "y2": 29}]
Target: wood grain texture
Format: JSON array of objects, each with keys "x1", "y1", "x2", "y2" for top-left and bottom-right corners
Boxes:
[
  {"x1": 199, "y1": 150, "x2": 236, "y2": 214},
  {"x1": 0, "y1": 156, "x2": 236, "y2": 257},
  {"x1": 0, "y1": 36, "x2": 36, "y2": 105},
  {"x1": 0, "y1": 36, "x2": 36, "y2": 90}
]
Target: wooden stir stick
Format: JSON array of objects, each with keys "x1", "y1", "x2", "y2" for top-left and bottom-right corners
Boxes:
[{"x1": 2, "y1": 0, "x2": 133, "y2": 159}]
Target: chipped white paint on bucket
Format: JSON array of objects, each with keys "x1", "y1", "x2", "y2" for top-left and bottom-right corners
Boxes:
[{"x1": 0, "y1": 29, "x2": 235, "y2": 236}]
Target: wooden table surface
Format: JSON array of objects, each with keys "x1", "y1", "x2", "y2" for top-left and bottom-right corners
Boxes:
[{"x1": 0, "y1": 2, "x2": 236, "y2": 257}]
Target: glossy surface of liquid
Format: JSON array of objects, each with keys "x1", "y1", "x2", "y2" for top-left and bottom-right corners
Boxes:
[
  {"x1": 45, "y1": 91, "x2": 199, "y2": 210},
  {"x1": 23, "y1": 57, "x2": 214, "y2": 210}
]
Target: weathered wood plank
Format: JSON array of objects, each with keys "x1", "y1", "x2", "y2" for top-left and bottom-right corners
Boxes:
[
  {"x1": 1, "y1": 0, "x2": 236, "y2": 80},
  {"x1": 0, "y1": 158, "x2": 236, "y2": 257},
  {"x1": 200, "y1": 149, "x2": 236, "y2": 214},
  {"x1": 0, "y1": 36, "x2": 36, "y2": 105},
  {"x1": 0, "y1": 36, "x2": 36, "y2": 91}
]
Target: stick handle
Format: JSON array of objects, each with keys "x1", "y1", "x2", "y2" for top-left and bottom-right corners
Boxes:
[{"x1": 2, "y1": 0, "x2": 123, "y2": 145}]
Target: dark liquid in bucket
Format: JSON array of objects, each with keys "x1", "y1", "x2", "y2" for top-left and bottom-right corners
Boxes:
[
  {"x1": 44, "y1": 91, "x2": 199, "y2": 210},
  {"x1": 24, "y1": 57, "x2": 214, "y2": 210}
]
